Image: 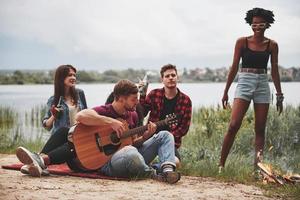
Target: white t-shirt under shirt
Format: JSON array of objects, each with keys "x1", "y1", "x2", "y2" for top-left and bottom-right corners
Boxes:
[{"x1": 68, "y1": 104, "x2": 79, "y2": 126}]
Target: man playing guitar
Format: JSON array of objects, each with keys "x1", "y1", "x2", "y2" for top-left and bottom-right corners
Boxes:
[{"x1": 16, "y1": 79, "x2": 180, "y2": 184}]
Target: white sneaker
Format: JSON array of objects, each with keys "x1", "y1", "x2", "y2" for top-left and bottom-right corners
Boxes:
[
  {"x1": 16, "y1": 147, "x2": 46, "y2": 177},
  {"x1": 20, "y1": 164, "x2": 50, "y2": 176}
]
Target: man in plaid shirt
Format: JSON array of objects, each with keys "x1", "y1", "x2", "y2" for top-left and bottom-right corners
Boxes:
[{"x1": 139, "y1": 64, "x2": 192, "y2": 165}]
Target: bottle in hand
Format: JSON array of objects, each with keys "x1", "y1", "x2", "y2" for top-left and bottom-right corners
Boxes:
[
  {"x1": 138, "y1": 74, "x2": 149, "y2": 97},
  {"x1": 51, "y1": 96, "x2": 63, "y2": 119}
]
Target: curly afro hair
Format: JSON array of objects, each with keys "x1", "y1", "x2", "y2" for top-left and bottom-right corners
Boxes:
[{"x1": 245, "y1": 8, "x2": 275, "y2": 28}]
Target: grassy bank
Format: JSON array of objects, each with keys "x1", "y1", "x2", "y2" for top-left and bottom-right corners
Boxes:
[
  {"x1": 0, "y1": 105, "x2": 299, "y2": 199},
  {"x1": 180, "y1": 105, "x2": 300, "y2": 199}
]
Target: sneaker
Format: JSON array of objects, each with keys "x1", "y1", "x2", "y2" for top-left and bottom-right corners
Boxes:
[
  {"x1": 164, "y1": 171, "x2": 181, "y2": 184},
  {"x1": 20, "y1": 164, "x2": 50, "y2": 176},
  {"x1": 151, "y1": 170, "x2": 181, "y2": 184},
  {"x1": 16, "y1": 147, "x2": 46, "y2": 177}
]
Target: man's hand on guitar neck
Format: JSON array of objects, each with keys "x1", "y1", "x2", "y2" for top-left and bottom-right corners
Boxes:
[
  {"x1": 143, "y1": 121, "x2": 157, "y2": 141},
  {"x1": 110, "y1": 119, "x2": 127, "y2": 138},
  {"x1": 133, "y1": 121, "x2": 157, "y2": 147}
]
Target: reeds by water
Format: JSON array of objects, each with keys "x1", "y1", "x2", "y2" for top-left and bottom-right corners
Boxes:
[{"x1": 0, "y1": 105, "x2": 47, "y2": 153}]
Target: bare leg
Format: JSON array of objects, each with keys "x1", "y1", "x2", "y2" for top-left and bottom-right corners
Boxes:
[
  {"x1": 253, "y1": 103, "x2": 269, "y2": 166},
  {"x1": 219, "y1": 98, "x2": 250, "y2": 167}
]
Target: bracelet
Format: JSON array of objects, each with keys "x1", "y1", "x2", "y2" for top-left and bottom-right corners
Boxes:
[
  {"x1": 276, "y1": 93, "x2": 283, "y2": 96},
  {"x1": 276, "y1": 94, "x2": 284, "y2": 102}
]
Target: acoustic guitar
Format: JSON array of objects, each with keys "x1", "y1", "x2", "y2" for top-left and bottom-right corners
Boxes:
[{"x1": 69, "y1": 113, "x2": 178, "y2": 170}]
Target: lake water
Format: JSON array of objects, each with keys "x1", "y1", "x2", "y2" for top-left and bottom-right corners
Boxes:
[
  {"x1": 0, "y1": 82, "x2": 299, "y2": 110},
  {"x1": 0, "y1": 82, "x2": 299, "y2": 141}
]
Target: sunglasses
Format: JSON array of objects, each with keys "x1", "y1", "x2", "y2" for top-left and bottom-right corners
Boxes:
[{"x1": 251, "y1": 23, "x2": 267, "y2": 29}]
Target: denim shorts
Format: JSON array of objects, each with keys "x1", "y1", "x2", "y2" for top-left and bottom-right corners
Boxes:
[{"x1": 234, "y1": 72, "x2": 270, "y2": 103}]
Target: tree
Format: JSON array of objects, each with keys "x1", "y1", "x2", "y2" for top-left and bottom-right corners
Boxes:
[{"x1": 13, "y1": 70, "x2": 24, "y2": 84}]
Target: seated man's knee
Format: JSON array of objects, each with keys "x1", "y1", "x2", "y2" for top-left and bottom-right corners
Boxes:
[
  {"x1": 124, "y1": 147, "x2": 144, "y2": 168},
  {"x1": 157, "y1": 131, "x2": 174, "y2": 142},
  {"x1": 122, "y1": 145, "x2": 137, "y2": 152}
]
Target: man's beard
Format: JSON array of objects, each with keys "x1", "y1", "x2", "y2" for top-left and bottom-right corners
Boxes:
[{"x1": 125, "y1": 104, "x2": 136, "y2": 112}]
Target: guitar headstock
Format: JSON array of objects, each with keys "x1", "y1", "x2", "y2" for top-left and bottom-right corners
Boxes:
[{"x1": 165, "y1": 113, "x2": 178, "y2": 128}]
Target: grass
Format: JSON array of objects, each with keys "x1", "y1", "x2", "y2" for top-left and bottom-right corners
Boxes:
[
  {"x1": 0, "y1": 106, "x2": 18, "y2": 128},
  {"x1": 180, "y1": 104, "x2": 300, "y2": 199},
  {"x1": 0, "y1": 104, "x2": 299, "y2": 199},
  {"x1": 0, "y1": 105, "x2": 47, "y2": 153}
]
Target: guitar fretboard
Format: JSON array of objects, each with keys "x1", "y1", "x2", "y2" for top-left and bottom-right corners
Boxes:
[{"x1": 121, "y1": 119, "x2": 167, "y2": 139}]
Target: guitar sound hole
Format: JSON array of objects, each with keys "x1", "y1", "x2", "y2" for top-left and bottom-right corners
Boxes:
[
  {"x1": 103, "y1": 144, "x2": 121, "y2": 156},
  {"x1": 110, "y1": 132, "x2": 120, "y2": 144},
  {"x1": 94, "y1": 133, "x2": 121, "y2": 156}
]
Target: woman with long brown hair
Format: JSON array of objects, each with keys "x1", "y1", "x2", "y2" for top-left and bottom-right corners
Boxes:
[
  {"x1": 20, "y1": 65, "x2": 87, "y2": 175},
  {"x1": 42, "y1": 64, "x2": 87, "y2": 134}
]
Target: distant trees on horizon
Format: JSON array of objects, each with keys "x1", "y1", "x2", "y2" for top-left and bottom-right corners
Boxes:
[{"x1": 0, "y1": 66, "x2": 300, "y2": 84}]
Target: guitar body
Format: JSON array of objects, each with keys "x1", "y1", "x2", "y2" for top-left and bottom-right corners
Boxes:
[{"x1": 71, "y1": 119, "x2": 134, "y2": 170}]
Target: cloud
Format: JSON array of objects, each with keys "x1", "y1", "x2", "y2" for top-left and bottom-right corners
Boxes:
[{"x1": 0, "y1": 0, "x2": 299, "y2": 69}]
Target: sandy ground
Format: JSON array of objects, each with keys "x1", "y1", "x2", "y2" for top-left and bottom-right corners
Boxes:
[{"x1": 0, "y1": 154, "x2": 277, "y2": 200}]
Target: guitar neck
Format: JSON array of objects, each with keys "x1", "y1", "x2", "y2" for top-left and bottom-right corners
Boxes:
[{"x1": 121, "y1": 119, "x2": 167, "y2": 139}]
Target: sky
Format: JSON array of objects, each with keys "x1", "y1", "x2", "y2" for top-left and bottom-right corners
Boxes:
[{"x1": 0, "y1": 0, "x2": 299, "y2": 71}]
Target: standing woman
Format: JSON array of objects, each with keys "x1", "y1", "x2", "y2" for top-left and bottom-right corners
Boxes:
[
  {"x1": 42, "y1": 65, "x2": 88, "y2": 134},
  {"x1": 219, "y1": 8, "x2": 283, "y2": 170}
]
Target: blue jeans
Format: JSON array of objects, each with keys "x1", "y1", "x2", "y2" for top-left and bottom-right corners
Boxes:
[{"x1": 100, "y1": 131, "x2": 176, "y2": 178}]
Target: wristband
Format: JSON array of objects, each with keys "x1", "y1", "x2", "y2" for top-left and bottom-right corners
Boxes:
[{"x1": 276, "y1": 94, "x2": 284, "y2": 103}]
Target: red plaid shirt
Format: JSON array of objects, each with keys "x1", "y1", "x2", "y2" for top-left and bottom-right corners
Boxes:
[{"x1": 140, "y1": 88, "x2": 192, "y2": 148}]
